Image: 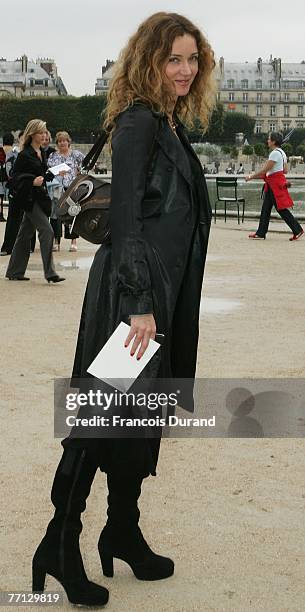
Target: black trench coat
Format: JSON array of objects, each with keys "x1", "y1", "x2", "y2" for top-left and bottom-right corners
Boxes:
[{"x1": 67, "y1": 103, "x2": 212, "y2": 475}]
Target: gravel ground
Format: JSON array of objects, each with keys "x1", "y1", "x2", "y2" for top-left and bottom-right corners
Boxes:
[{"x1": 1, "y1": 218, "x2": 305, "y2": 612}]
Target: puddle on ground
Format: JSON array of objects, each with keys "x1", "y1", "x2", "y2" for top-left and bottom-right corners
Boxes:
[
  {"x1": 59, "y1": 257, "x2": 94, "y2": 270},
  {"x1": 200, "y1": 297, "x2": 242, "y2": 316},
  {"x1": 26, "y1": 257, "x2": 95, "y2": 271}
]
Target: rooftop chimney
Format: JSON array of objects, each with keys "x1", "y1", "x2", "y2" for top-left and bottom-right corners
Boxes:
[{"x1": 219, "y1": 56, "x2": 224, "y2": 77}]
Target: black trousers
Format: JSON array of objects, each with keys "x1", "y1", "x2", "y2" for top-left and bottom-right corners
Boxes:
[
  {"x1": 1, "y1": 196, "x2": 36, "y2": 254},
  {"x1": 50, "y1": 217, "x2": 62, "y2": 242},
  {"x1": 256, "y1": 186, "x2": 302, "y2": 238}
]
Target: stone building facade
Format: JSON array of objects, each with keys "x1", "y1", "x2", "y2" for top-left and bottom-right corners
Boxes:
[
  {"x1": 0, "y1": 55, "x2": 67, "y2": 97},
  {"x1": 217, "y1": 56, "x2": 305, "y2": 134},
  {"x1": 95, "y1": 60, "x2": 115, "y2": 95}
]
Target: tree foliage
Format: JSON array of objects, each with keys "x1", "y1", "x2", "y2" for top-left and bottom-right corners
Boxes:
[
  {"x1": 0, "y1": 95, "x2": 107, "y2": 142},
  {"x1": 253, "y1": 143, "x2": 267, "y2": 158},
  {"x1": 204, "y1": 103, "x2": 225, "y2": 143},
  {"x1": 282, "y1": 143, "x2": 293, "y2": 157},
  {"x1": 222, "y1": 112, "x2": 256, "y2": 144},
  {"x1": 187, "y1": 102, "x2": 225, "y2": 143},
  {"x1": 230, "y1": 146, "x2": 239, "y2": 159},
  {"x1": 288, "y1": 128, "x2": 305, "y2": 150},
  {"x1": 242, "y1": 145, "x2": 254, "y2": 156},
  {"x1": 296, "y1": 144, "x2": 305, "y2": 158}
]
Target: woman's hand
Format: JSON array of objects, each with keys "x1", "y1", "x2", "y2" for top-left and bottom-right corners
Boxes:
[
  {"x1": 33, "y1": 176, "x2": 44, "y2": 187},
  {"x1": 125, "y1": 314, "x2": 156, "y2": 360},
  {"x1": 245, "y1": 174, "x2": 253, "y2": 182}
]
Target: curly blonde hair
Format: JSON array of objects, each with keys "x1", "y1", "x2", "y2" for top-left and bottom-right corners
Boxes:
[{"x1": 104, "y1": 12, "x2": 216, "y2": 134}]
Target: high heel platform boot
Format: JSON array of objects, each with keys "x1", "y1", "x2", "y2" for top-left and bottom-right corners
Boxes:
[
  {"x1": 32, "y1": 448, "x2": 109, "y2": 607},
  {"x1": 98, "y1": 472, "x2": 174, "y2": 581}
]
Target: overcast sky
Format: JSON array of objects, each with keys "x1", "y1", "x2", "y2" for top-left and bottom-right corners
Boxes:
[{"x1": 3, "y1": 0, "x2": 305, "y2": 96}]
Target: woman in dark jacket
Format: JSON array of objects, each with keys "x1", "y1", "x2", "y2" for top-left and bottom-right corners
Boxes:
[
  {"x1": 5, "y1": 119, "x2": 64, "y2": 283},
  {"x1": 32, "y1": 12, "x2": 215, "y2": 607}
]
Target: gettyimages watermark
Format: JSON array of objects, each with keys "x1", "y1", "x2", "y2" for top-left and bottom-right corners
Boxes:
[{"x1": 54, "y1": 378, "x2": 305, "y2": 439}]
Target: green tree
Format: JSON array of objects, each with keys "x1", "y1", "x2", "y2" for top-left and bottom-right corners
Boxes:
[
  {"x1": 242, "y1": 145, "x2": 254, "y2": 156},
  {"x1": 230, "y1": 146, "x2": 239, "y2": 159},
  {"x1": 296, "y1": 144, "x2": 305, "y2": 159},
  {"x1": 221, "y1": 145, "x2": 231, "y2": 154},
  {"x1": 254, "y1": 143, "x2": 267, "y2": 159},
  {"x1": 204, "y1": 102, "x2": 225, "y2": 143},
  {"x1": 0, "y1": 95, "x2": 108, "y2": 142},
  {"x1": 187, "y1": 117, "x2": 204, "y2": 143},
  {"x1": 288, "y1": 128, "x2": 305, "y2": 153},
  {"x1": 200, "y1": 143, "x2": 222, "y2": 162},
  {"x1": 187, "y1": 103, "x2": 225, "y2": 143},
  {"x1": 222, "y1": 112, "x2": 256, "y2": 144},
  {"x1": 282, "y1": 143, "x2": 292, "y2": 157}
]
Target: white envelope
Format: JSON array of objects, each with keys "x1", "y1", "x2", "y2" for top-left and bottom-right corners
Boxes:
[
  {"x1": 48, "y1": 162, "x2": 71, "y2": 175},
  {"x1": 87, "y1": 322, "x2": 161, "y2": 392}
]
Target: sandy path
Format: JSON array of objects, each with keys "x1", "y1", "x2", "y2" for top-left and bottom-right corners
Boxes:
[{"x1": 1, "y1": 219, "x2": 305, "y2": 612}]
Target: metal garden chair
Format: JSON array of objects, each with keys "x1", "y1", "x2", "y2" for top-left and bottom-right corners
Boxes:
[{"x1": 214, "y1": 177, "x2": 245, "y2": 224}]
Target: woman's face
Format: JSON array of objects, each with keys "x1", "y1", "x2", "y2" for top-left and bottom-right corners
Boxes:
[
  {"x1": 57, "y1": 138, "x2": 70, "y2": 153},
  {"x1": 31, "y1": 130, "x2": 45, "y2": 148},
  {"x1": 164, "y1": 34, "x2": 199, "y2": 99},
  {"x1": 41, "y1": 132, "x2": 50, "y2": 147}
]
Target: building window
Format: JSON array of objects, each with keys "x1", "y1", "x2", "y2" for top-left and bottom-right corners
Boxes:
[
  {"x1": 30, "y1": 91, "x2": 35, "y2": 97},
  {"x1": 284, "y1": 105, "x2": 290, "y2": 117},
  {"x1": 217, "y1": 92, "x2": 220, "y2": 101},
  {"x1": 255, "y1": 80, "x2": 262, "y2": 89},
  {"x1": 298, "y1": 93, "x2": 304, "y2": 102},
  {"x1": 241, "y1": 79, "x2": 248, "y2": 89},
  {"x1": 297, "y1": 122, "x2": 304, "y2": 128},
  {"x1": 227, "y1": 79, "x2": 234, "y2": 89},
  {"x1": 298, "y1": 106, "x2": 304, "y2": 117},
  {"x1": 30, "y1": 79, "x2": 34, "y2": 87},
  {"x1": 284, "y1": 93, "x2": 289, "y2": 101},
  {"x1": 243, "y1": 105, "x2": 248, "y2": 114},
  {"x1": 257, "y1": 93, "x2": 262, "y2": 102},
  {"x1": 243, "y1": 92, "x2": 248, "y2": 102},
  {"x1": 269, "y1": 80, "x2": 276, "y2": 89},
  {"x1": 255, "y1": 123, "x2": 262, "y2": 134},
  {"x1": 256, "y1": 105, "x2": 262, "y2": 116},
  {"x1": 44, "y1": 91, "x2": 49, "y2": 96},
  {"x1": 270, "y1": 105, "x2": 276, "y2": 116},
  {"x1": 270, "y1": 93, "x2": 276, "y2": 102},
  {"x1": 269, "y1": 123, "x2": 276, "y2": 131},
  {"x1": 44, "y1": 79, "x2": 48, "y2": 87},
  {"x1": 283, "y1": 122, "x2": 291, "y2": 131},
  {"x1": 229, "y1": 92, "x2": 234, "y2": 101}
]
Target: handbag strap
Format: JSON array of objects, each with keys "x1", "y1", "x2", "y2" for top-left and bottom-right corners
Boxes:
[
  {"x1": 82, "y1": 111, "x2": 161, "y2": 173},
  {"x1": 81, "y1": 130, "x2": 109, "y2": 171}
]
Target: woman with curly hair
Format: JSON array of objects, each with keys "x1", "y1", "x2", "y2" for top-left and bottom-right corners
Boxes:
[{"x1": 32, "y1": 12, "x2": 215, "y2": 606}]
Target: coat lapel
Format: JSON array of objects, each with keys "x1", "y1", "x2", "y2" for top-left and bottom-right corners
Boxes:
[{"x1": 155, "y1": 121, "x2": 193, "y2": 187}]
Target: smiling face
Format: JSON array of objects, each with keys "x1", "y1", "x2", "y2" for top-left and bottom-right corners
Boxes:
[
  {"x1": 57, "y1": 137, "x2": 70, "y2": 154},
  {"x1": 164, "y1": 34, "x2": 199, "y2": 100}
]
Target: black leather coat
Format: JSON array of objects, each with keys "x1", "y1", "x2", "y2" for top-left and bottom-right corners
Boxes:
[
  {"x1": 11, "y1": 144, "x2": 52, "y2": 215},
  {"x1": 72, "y1": 103, "x2": 211, "y2": 408}
]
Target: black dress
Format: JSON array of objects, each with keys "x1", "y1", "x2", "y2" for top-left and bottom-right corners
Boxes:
[{"x1": 62, "y1": 105, "x2": 211, "y2": 478}]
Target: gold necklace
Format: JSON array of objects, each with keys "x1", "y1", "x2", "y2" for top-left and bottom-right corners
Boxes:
[{"x1": 167, "y1": 116, "x2": 178, "y2": 136}]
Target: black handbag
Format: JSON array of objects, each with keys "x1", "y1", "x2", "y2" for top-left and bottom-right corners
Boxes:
[{"x1": 56, "y1": 131, "x2": 110, "y2": 245}]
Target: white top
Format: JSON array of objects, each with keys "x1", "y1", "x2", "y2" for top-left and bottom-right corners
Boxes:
[{"x1": 268, "y1": 148, "x2": 287, "y2": 175}]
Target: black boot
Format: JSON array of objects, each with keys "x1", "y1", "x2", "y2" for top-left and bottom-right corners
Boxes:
[
  {"x1": 98, "y1": 472, "x2": 174, "y2": 581},
  {"x1": 32, "y1": 448, "x2": 109, "y2": 607}
]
